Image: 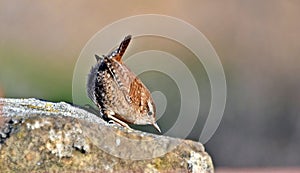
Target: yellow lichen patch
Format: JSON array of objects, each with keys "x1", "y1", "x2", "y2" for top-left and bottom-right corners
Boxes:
[
  {"x1": 26, "y1": 103, "x2": 59, "y2": 113},
  {"x1": 145, "y1": 163, "x2": 159, "y2": 173}
]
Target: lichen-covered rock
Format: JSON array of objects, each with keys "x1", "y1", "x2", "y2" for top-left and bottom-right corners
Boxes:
[{"x1": 0, "y1": 98, "x2": 214, "y2": 172}]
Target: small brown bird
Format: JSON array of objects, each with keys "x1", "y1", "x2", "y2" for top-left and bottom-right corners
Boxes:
[{"x1": 87, "y1": 35, "x2": 161, "y2": 132}]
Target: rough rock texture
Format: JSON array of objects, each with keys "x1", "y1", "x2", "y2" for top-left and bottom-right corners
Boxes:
[{"x1": 0, "y1": 98, "x2": 214, "y2": 173}]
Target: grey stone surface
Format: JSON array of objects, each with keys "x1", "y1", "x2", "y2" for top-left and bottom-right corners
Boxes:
[{"x1": 0, "y1": 98, "x2": 214, "y2": 172}]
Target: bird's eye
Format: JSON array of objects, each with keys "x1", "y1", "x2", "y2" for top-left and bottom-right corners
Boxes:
[{"x1": 147, "y1": 111, "x2": 153, "y2": 116}]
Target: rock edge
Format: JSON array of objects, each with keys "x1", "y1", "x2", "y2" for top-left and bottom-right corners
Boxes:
[{"x1": 0, "y1": 98, "x2": 214, "y2": 173}]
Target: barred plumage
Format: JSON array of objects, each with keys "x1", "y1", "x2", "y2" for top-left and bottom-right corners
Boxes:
[{"x1": 87, "y1": 35, "x2": 161, "y2": 132}]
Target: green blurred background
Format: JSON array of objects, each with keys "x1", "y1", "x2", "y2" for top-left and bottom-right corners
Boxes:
[{"x1": 1, "y1": 0, "x2": 300, "y2": 168}]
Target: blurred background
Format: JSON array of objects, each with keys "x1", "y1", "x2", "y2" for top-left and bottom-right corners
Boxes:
[{"x1": 1, "y1": 0, "x2": 300, "y2": 170}]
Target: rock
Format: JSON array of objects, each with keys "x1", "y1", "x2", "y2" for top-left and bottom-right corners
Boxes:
[{"x1": 0, "y1": 98, "x2": 214, "y2": 172}]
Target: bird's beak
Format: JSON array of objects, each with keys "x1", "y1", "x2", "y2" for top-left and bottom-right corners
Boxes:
[{"x1": 152, "y1": 122, "x2": 161, "y2": 133}]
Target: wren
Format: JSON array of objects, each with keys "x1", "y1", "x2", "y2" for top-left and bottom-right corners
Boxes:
[{"x1": 87, "y1": 35, "x2": 161, "y2": 133}]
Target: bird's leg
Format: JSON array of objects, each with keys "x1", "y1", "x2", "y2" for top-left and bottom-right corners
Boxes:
[{"x1": 104, "y1": 110, "x2": 132, "y2": 130}]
